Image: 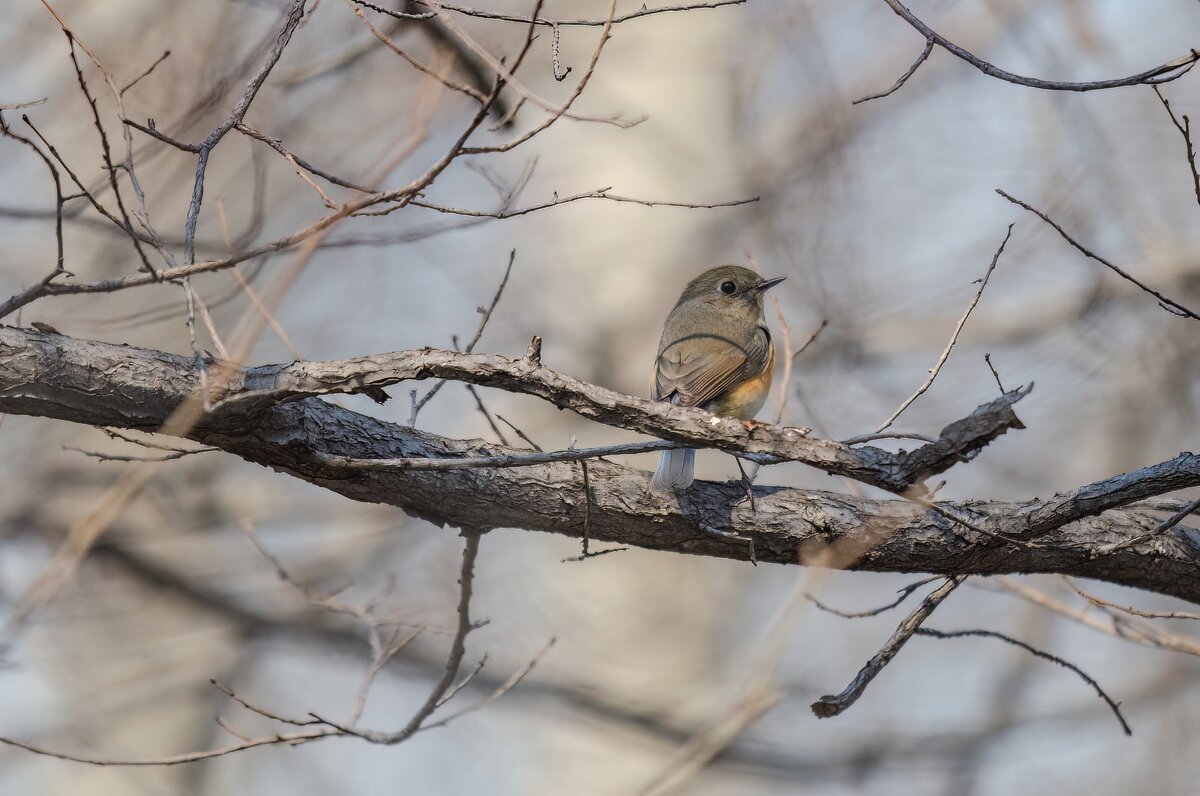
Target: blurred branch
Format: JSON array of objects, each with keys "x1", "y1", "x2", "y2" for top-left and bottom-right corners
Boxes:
[
  {"x1": 347, "y1": 0, "x2": 491, "y2": 104},
  {"x1": 989, "y1": 578, "x2": 1200, "y2": 657},
  {"x1": 0, "y1": 98, "x2": 47, "y2": 110},
  {"x1": 1, "y1": 326, "x2": 1199, "y2": 604},
  {"x1": 0, "y1": 532, "x2": 550, "y2": 765},
  {"x1": 421, "y1": 0, "x2": 636, "y2": 128},
  {"x1": 65, "y1": 534, "x2": 1184, "y2": 779},
  {"x1": 1066, "y1": 577, "x2": 1200, "y2": 622}
]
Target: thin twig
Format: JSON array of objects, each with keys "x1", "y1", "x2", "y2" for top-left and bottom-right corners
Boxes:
[
  {"x1": 235, "y1": 123, "x2": 368, "y2": 198},
  {"x1": 1157, "y1": 496, "x2": 1200, "y2": 533},
  {"x1": 418, "y1": 638, "x2": 555, "y2": 730},
  {"x1": 915, "y1": 627, "x2": 1131, "y2": 735},
  {"x1": 875, "y1": 224, "x2": 1013, "y2": 433},
  {"x1": 1067, "y1": 577, "x2": 1200, "y2": 622},
  {"x1": 1152, "y1": 85, "x2": 1200, "y2": 210},
  {"x1": 579, "y1": 453, "x2": 591, "y2": 554},
  {"x1": 355, "y1": 0, "x2": 745, "y2": 27},
  {"x1": 410, "y1": 250, "x2": 514, "y2": 424},
  {"x1": 346, "y1": 0, "x2": 490, "y2": 103},
  {"x1": 877, "y1": 0, "x2": 1199, "y2": 96},
  {"x1": 550, "y1": 23, "x2": 571, "y2": 81},
  {"x1": 401, "y1": 188, "x2": 758, "y2": 218},
  {"x1": 992, "y1": 578, "x2": 1200, "y2": 657},
  {"x1": 494, "y1": 414, "x2": 543, "y2": 451},
  {"x1": 804, "y1": 577, "x2": 941, "y2": 619},
  {"x1": 459, "y1": 0, "x2": 623, "y2": 155},
  {"x1": 464, "y1": 383, "x2": 510, "y2": 445},
  {"x1": 984, "y1": 352, "x2": 1006, "y2": 393},
  {"x1": 853, "y1": 36, "x2": 934, "y2": 104},
  {"x1": 354, "y1": 531, "x2": 482, "y2": 744},
  {"x1": 998, "y1": 189, "x2": 1200, "y2": 321},
  {"x1": 841, "y1": 432, "x2": 935, "y2": 446},
  {"x1": 420, "y1": 0, "x2": 637, "y2": 128},
  {"x1": 63, "y1": 445, "x2": 214, "y2": 463},
  {"x1": 119, "y1": 50, "x2": 171, "y2": 95},
  {"x1": 811, "y1": 576, "x2": 966, "y2": 718},
  {"x1": 315, "y1": 439, "x2": 682, "y2": 471},
  {"x1": 0, "y1": 98, "x2": 48, "y2": 111},
  {"x1": 63, "y1": 35, "x2": 159, "y2": 275}
]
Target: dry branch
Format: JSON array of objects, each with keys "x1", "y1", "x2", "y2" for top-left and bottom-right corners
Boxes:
[
  {"x1": 1, "y1": 325, "x2": 1199, "y2": 604},
  {"x1": 871, "y1": 0, "x2": 1199, "y2": 100},
  {"x1": 811, "y1": 576, "x2": 965, "y2": 718},
  {"x1": 214, "y1": 343, "x2": 1032, "y2": 494}
]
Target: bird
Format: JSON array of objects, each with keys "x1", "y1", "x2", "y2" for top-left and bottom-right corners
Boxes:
[{"x1": 649, "y1": 265, "x2": 784, "y2": 492}]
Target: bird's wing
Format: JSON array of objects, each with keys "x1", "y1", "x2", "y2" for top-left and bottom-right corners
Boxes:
[{"x1": 654, "y1": 330, "x2": 769, "y2": 408}]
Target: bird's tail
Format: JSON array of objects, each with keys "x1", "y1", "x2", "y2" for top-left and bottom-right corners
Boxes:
[{"x1": 650, "y1": 448, "x2": 695, "y2": 492}]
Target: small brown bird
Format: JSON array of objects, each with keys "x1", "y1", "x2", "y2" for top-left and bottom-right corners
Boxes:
[{"x1": 650, "y1": 265, "x2": 784, "y2": 491}]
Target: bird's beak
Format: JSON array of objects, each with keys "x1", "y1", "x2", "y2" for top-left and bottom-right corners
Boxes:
[{"x1": 756, "y1": 276, "x2": 786, "y2": 292}]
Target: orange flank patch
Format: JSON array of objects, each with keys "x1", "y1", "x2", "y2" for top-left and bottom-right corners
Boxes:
[{"x1": 709, "y1": 346, "x2": 776, "y2": 420}]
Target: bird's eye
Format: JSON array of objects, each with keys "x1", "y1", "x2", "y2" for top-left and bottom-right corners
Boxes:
[{"x1": 719, "y1": 281, "x2": 737, "y2": 295}]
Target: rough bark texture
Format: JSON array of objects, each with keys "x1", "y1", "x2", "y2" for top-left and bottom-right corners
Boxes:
[{"x1": 2, "y1": 324, "x2": 1198, "y2": 603}]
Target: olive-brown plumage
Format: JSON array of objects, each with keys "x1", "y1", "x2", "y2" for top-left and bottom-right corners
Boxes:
[{"x1": 650, "y1": 265, "x2": 783, "y2": 491}]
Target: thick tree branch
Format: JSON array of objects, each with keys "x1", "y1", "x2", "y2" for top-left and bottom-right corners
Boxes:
[
  {"x1": 1, "y1": 325, "x2": 1198, "y2": 603},
  {"x1": 217, "y1": 342, "x2": 1032, "y2": 494}
]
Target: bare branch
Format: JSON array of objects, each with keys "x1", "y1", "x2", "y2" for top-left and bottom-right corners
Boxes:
[
  {"x1": 1067, "y1": 578, "x2": 1200, "y2": 622},
  {"x1": 0, "y1": 115, "x2": 66, "y2": 319},
  {"x1": 811, "y1": 576, "x2": 966, "y2": 718},
  {"x1": 877, "y1": 0, "x2": 1199, "y2": 96},
  {"x1": 804, "y1": 576, "x2": 941, "y2": 619},
  {"x1": 410, "y1": 250, "x2": 515, "y2": 424},
  {"x1": 1, "y1": 327, "x2": 1198, "y2": 604},
  {"x1": 235, "y1": 123, "x2": 371, "y2": 193},
  {"x1": 991, "y1": 578, "x2": 1200, "y2": 657},
  {"x1": 346, "y1": 0, "x2": 490, "y2": 103},
  {"x1": 119, "y1": 50, "x2": 171, "y2": 95},
  {"x1": 179, "y1": 0, "x2": 308, "y2": 265},
  {"x1": 216, "y1": 344, "x2": 1033, "y2": 494},
  {"x1": 875, "y1": 224, "x2": 1012, "y2": 433},
  {"x1": 1152, "y1": 85, "x2": 1200, "y2": 210},
  {"x1": 348, "y1": 531, "x2": 482, "y2": 744},
  {"x1": 0, "y1": 98, "x2": 47, "y2": 111},
  {"x1": 853, "y1": 36, "x2": 934, "y2": 104},
  {"x1": 354, "y1": 0, "x2": 746, "y2": 27},
  {"x1": 998, "y1": 189, "x2": 1200, "y2": 321},
  {"x1": 915, "y1": 627, "x2": 1131, "y2": 735},
  {"x1": 406, "y1": 188, "x2": 758, "y2": 218}
]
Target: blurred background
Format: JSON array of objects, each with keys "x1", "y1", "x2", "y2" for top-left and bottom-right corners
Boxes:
[{"x1": 2, "y1": 0, "x2": 1200, "y2": 793}]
